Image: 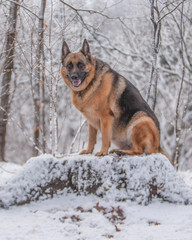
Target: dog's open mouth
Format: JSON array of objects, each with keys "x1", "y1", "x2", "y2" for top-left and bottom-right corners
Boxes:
[
  {"x1": 68, "y1": 72, "x2": 87, "y2": 88},
  {"x1": 72, "y1": 79, "x2": 82, "y2": 87}
]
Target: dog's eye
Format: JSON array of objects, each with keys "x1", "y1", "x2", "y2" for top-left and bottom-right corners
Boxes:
[
  {"x1": 66, "y1": 62, "x2": 73, "y2": 70},
  {"x1": 77, "y1": 62, "x2": 85, "y2": 70}
]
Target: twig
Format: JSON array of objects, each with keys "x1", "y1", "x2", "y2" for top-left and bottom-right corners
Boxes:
[
  {"x1": 59, "y1": 0, "x2": 133, "y2": 33},
  {"x1": 69, "y1": 119, "x2": 86, "y2": 154},
  {"x1": 157, "y1": 0, "x2": 186, "y2": 24},
  {"x1": 0, "y1": 165, "x2": 17, "y2": 174},
  {"x1": 0, "y1": 106, "x2": 42, "y2": 155},
  {"x1": 6, "y1": 0, "x2": 40, "y2": 19}
]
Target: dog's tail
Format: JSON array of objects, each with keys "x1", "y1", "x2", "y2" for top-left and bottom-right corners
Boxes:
[{"x1": 159, "y1": 147, "x2": 173, "y2": 165}]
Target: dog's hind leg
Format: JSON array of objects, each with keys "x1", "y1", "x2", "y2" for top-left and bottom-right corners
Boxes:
[
  {"x1": 110, "y1": 117, "x2": 160, "y2": 156},
  {"x1": 110, "y1": 146, "x2": 143, "y2": 156}
]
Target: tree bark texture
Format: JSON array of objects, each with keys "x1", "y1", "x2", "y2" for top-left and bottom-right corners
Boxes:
[
  {"x1": 0, "y1": 0, "x2": 18, "y2": 161},
  {"x1": 0, "y1": 154, "x2": 192, "y2": 208},
  {"x1": 147, "y1": 0, "x2": 161, "y2": 111},
  {"x1": 33, "y1": 0, "x2": 46, "y2": 156}
]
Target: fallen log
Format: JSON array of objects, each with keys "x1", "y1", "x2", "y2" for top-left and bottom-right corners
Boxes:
[{"x1": 0, "y1": 153, "x2": 192, "y2": 208}]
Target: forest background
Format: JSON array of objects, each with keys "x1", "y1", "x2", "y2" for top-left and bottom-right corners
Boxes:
[{"x1": 0, "y1": 0, "x2": 191, "y2": 170}]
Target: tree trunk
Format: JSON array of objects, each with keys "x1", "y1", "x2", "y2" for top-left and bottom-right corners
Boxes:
[
  {"x1": 147, "y1": 0, "x2": 161, "y2": 111},
  {"x1": 0, "y1": 0, "x2": 18, "y2": 162},
  {"x1": 174, "y1": 0, "x2": 185, "y2": 170},
  {"x1": 33, "y1": 0, "x2": 46, "y2": 156}
]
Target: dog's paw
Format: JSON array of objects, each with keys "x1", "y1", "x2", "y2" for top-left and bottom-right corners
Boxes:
[
  {"x1": 109, "y1": 149, "x2": 126, "y2": 156},
  {"x1": 95, "y1": 151, "x2": 108, "y2": 156},
  {"x1": 79, "y1": 149, "x2": 92, "y2": 155},
  {"x1": 109, "y1": 149, "x2": 118, "y2": 154}
]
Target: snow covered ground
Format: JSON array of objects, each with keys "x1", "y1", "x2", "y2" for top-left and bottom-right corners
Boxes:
[{"x1": 1, "y1": 157, "x2": 192, "y2": 240}]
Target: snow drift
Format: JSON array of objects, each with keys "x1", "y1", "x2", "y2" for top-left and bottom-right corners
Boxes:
[{"x1": 0, "y1": 153, "x2": 192, "y2": 208}]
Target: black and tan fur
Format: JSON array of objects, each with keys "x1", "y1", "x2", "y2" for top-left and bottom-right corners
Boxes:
[{"x1": 61, "y1": 39, "x2": 167, "y2": 157}]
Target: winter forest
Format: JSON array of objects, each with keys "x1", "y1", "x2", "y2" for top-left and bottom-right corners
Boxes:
[{"x1": 0, "y1": 0, "x2": 191, "y2": 170}]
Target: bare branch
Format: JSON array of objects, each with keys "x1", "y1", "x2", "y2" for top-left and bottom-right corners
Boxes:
[
  {"x1": 6, "y1": 0, "x2": 40, "y2": 19},
  {"x1": 59, "y1": 0, "x2": 133, "y2": 33},
  {"x1": 157, "y1": 0, "x2": 186, "y2": 24}
]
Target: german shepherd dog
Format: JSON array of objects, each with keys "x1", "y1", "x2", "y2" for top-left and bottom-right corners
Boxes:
[{"x1": 61, "y1": 39, "x2": 167, "y2": 157}]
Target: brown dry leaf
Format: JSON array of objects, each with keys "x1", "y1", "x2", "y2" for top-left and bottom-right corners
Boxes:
[
  {"x1": 115, "y1": 225, "x2": 121, "y2": 232},
  {"x1": 148, "y1": 221, "x2": 161, "y2": 226},
  {"x1": 76, "y1": 206, "x2": 84, "y2": 212},
  {"x1": 71, "y1": 215, "x2": 81, "y2": 222},
  {"x1": 94, "y1": 202, "x2": 106, "y2": 212},
  {"x1": 39, "y1": 80, "x2": 44, "y2": 86},
  {"x1": 102, "y1": 234, "x2": 114, "y2": 238},
  {"x1": 115, "y1": 206, "x2": 124, "y2": 218}
]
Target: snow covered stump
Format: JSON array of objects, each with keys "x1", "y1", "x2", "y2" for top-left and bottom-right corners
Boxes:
[{"x1": 0, "y1": 154, "x2": 192, "y2": 208}]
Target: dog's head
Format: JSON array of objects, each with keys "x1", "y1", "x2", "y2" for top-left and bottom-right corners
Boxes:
[{"x1": 61, "y1": 39, "x2": 96, "y2": 92}]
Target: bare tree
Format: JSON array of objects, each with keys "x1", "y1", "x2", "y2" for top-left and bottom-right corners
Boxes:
[
  {"x1": 0, "y1": 0, "x2": 191, "y2": 167},
  {"x1": 0, "y1": 0, "x2": 18, "y2": 161},
  {"x1": 33, "y1": 0, "x2": 46, "y2": 156},
  {"x1": 147, "y1": 0, "x2": 161, "y2": 111},
  {"x1": 174, "y1": 0, "x2": 185, "y2": 170}
]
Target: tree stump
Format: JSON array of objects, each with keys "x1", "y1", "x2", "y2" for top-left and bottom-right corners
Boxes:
[{"x1": 0, "y1": 154, "x2": 192, "y2": 208}]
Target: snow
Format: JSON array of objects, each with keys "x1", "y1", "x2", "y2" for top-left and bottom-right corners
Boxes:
[
  {"x1": 1, "y1": 154, "x2": 192, "y2": 240},
  {"x1": 1, "y1": 194, "x2": 192, "y2": 240},
  {"x1": 1, "y1": 154, "x2": 192, "y2": 207}
]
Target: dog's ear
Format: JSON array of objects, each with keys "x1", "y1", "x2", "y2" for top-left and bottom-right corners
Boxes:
[
  {"x1": 81, "y1": 39, "x2": 90, "y2": 56},
  {"x1": 62, "y1": 41, "x2": 70, "y2": 63}
]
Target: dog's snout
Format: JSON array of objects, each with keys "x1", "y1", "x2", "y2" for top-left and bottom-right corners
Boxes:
[{"x1": 71, "y1": 74, "x2": 78, "y2": 80}]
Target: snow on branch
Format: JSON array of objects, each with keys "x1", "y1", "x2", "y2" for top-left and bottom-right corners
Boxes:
[{"x1": 0, "y1": 154, "x2": 192, "y2": 208}]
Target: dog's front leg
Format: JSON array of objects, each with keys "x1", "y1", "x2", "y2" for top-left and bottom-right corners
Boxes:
[
  {"x1": 95, "y1": 115, "x2": 113, "y2": 156},
  {"x1": 79, "y1": 124, "x2": 97, "y2": 154}
]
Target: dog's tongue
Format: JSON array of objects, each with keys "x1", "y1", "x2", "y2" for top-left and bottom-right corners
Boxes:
[{"x1": 72, "y1": 80, "x2": 81, "y2": 87}]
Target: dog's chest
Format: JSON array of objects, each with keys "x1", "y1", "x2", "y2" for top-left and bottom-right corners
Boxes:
[
  {"x1": 81, "y1": 105, "x2": 101, "y2": 130},
  {"x1": 72, "y1": 93, "x2": 102, "y2": 130}
]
